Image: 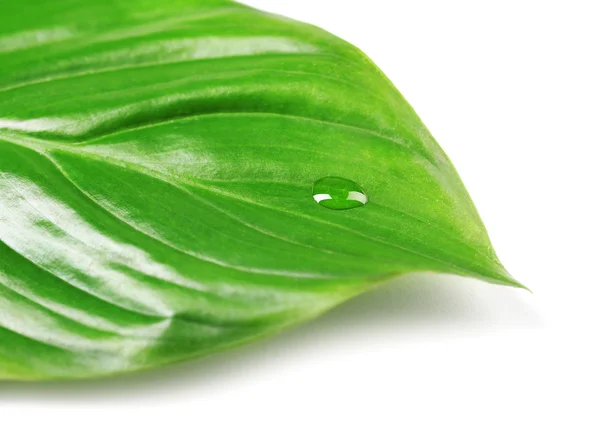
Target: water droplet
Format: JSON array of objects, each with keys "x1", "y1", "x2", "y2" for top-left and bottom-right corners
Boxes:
[{"x1": 312, "y1": 177, "x2": 368, "y2": 210}]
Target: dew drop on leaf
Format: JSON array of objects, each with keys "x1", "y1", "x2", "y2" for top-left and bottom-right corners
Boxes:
[{"x1": 312, "y1": 176, "x2": 368, "y2": 210}]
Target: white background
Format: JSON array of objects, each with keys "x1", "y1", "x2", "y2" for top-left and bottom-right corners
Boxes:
[{"x1": 2, "y1": 0, "x2": 599, "y2": 426}]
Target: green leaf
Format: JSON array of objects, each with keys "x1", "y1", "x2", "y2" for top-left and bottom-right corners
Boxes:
[{"x1": 0, "y1": 0, "x2": 523, "y2": 380}]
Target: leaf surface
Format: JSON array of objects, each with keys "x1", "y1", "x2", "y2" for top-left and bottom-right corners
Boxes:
[{"x1": 0, "y1": 0, "x2": 521, "y2": 379}]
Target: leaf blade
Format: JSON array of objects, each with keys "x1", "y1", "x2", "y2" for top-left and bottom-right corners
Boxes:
[{"x1": 0, "y1": 0, "x2": 521, "y2": 379}]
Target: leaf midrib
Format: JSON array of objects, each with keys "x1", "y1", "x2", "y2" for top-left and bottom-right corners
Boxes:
[{"x1": 1, "y1": 130, "x2": 511, "y2": 287}]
